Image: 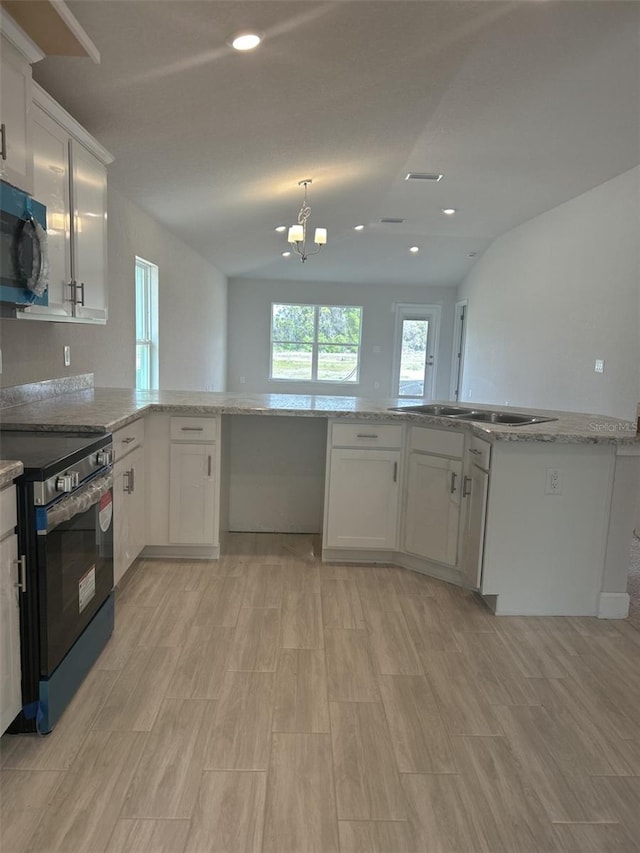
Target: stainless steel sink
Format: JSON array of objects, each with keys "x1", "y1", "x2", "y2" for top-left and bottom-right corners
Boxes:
[
  {"x1": 388, "y1": 404, "x2": 473, "y2": 416},
  {"x1": 388, "y1": 404, "x2": 558, "y2": 426},
  {"x1": 448, "y1": 411, "x2": 558, "y2": 425}
]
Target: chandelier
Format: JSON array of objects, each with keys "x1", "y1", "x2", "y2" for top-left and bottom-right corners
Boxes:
[{"x1": 287, "y1": 179, "x2": 327, "y2": 262}]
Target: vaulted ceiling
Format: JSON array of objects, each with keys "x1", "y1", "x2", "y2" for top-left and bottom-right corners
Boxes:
[{"x1": 32, "y1": 0, "x2": 640, "y2": 286}]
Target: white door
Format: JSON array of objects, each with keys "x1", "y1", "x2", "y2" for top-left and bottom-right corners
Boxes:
[
  {"x1": 404, "y1": 452, "x2": 462, "y2": 566},
  {"x1": 31, "y1": 105, "x2": 72, "y2": 318},
  {"x1": 392, "y1": 304, "x2": 441, "y2": 399},
  {"x1": 461, "y1": 462, "x2": 489, "y2": 590},
  {"x1": 0, "y1": 533, "x2": 22, "y2": 734},
  {"x1": 70, "y1": 139, "x2": 107, "y2": 321},
  {"x1": 325, "y1": 449, "x2": 400, "y2": 549},
  {"x1": 169, "y1": 443, "x2": 216, "y2": 545}
]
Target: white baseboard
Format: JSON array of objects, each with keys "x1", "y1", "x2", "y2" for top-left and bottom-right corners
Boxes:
[{"x1": 597, "y1": 592, "x2": 630, "y2": 620}]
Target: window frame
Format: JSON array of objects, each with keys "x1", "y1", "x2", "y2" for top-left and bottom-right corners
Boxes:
[
  {"x1": 269, "y1": 302, "x2": 363, "y2": 384},
  {"x1": 135, "y1": 256, "x2": 159, "y2": 391}
]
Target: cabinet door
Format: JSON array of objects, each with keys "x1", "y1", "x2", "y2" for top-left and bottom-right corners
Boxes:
[
  {"x1": 30, "y1": 105, "x2": 72, "y2": 318},
  {"x1": 70, "y1": 139, "x2": 107, "y2": 322},
  {"x1": 0, "y1": 533, "x2": 22, "y2": 734},
  {"x1": 126, "y1": 446, "x2": 146, "y2": 566},
  {"x1": 404, "y1": 453, "x2": 462, "y2": 566},
  {"x1": 325, "y1": 449, "x2": 400, "y2": 549},
  {"x1": 169, "y1": 443, "x2": 217, "y2": 545},
  {"x1": 0, "y1": 38, "x2": 32, "y2": 193},
  {"x1": 460, "y1": 463, "x2": 489, "y2": 590}
]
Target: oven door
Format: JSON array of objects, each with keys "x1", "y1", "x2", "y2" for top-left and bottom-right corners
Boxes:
[{"x1": 36, "y1": 472, "x2": 114, "y2": 676}]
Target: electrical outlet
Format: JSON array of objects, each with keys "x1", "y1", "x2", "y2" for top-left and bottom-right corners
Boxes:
[
  {"x1": 594, "y1": 359, "x2": 604, "y2": 374},
  {"x1": 63, "y1": 346, "x2": 71, "y2": 367},
  {"x1": 545, "y1": 468, "x2": 562, "y2": 495}
]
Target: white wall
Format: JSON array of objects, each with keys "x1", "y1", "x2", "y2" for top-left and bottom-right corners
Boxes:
[
  {"x1": 0, "y1": 186, "x2": 228, "y2": 391},
  {"x1": 96, "y1": 187, "x2": 228, "y2": 391},
  {"x1": 227, "y1": 278, "x2": 457, "y2": 399},
  {"x1": 458, "y1": 167, "x2": 640, "y2": 421}
]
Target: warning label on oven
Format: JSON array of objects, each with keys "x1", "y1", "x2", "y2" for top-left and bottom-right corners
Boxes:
[
  {"x1": 99, "y1": 491, "x2": 113, "y2": 533},
  {"x1": 79, "y1": 565, "x2": 96, "y2": 613}
]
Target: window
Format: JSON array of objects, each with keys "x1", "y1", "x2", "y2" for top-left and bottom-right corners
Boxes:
[
  {"x1": 392, "y1": 304, "x2": 441, "y2": 398},
  {"x1": 270, "y1": 303, "x2": 362, "y2": 383},
  {"x1": 135, "y1": 257, "x2": 159, "y2": 391}
]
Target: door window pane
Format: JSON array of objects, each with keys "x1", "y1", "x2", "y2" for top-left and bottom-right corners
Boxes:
[{"x1": 398, "y1": 319, "x2": 428, "y2": 396}]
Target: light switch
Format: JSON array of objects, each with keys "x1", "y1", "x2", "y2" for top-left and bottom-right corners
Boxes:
[
  {"x1": 63, "y1": 346, "x2": 71, "y2": 367},
  {"x1": 594, "y1": 359, "x2": 604, "y2": 374}
]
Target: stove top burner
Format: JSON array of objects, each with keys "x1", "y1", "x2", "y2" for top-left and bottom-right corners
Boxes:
[{"x1": 0, "y1": 431, "x2": 111, "y2": 481}]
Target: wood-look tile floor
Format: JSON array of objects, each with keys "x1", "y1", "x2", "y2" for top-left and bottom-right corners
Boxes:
[{"x1": 2, "y1": 533, "x2": 640, "y2": 853}]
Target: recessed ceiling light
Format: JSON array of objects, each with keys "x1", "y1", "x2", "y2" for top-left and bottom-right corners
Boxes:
[
  {"x1": 442, "y1": 208, "x2": 456, "y2": 216},
  {"x1": 405, "y1": 172, "x2": 443, "y2": 182},
  {"x1": 354, "y1": 225, "x2": 364, "y2": 231},
  {"x1": 275, "y1": 225, "x2": 286, "y2": 233},
  {"x1": 229, "y1": 31, "x2": 262, "y2": 51},
  {"x1": 409, "y1": 246, "x2": 420, "y2": 254},
  {"x1": 281, "y1": 251, "x2": 291, "y2": 258}
]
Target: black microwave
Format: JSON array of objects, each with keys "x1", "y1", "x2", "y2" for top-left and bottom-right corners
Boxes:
[{"x1": 0, "y1": 180, "x2": 49, "y2": 306}]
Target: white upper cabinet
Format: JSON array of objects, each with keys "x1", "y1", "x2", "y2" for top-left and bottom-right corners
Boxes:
[
  {"x1": 70, "y1": 138, "x2": 107, "y2": 322},
  {"x1": 17, "y1": 84, "x2": 112, "y2": 324},
  {"x1": 0, "y1": 36, "x2": 33, "y2": 193},
  {"x1": 29, "y1": 103, "x2": 71, "y2": 317}
]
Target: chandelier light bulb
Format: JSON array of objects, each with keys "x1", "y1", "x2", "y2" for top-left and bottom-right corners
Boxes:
[{"x1": 285, "y1": 179, "x2": 327, "y2": 262}]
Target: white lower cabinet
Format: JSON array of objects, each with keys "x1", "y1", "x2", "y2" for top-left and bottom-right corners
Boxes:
[
  {"x1": 460, "y1": 438, "x2": 491, "y2": 590},
  {"x1": 404, "y1": 452, "x2": 462, "y2": 566},
  {"x1": 113, "y1": 420, "x2": 145, "y2": 586},
  {"x1": 402, "y1": 427, "x2": 465, "y2": 568},
  {"x1": 323, "y1": 421, "x2": 403, "y2": 551},
  {"x1": 169, "y1": 443, "x2": 216, "y2": 545},
  {"x1": 145, "y1": 415, "x2": 220, "y2": 555},
  {"x1": 0, "y1": 485, "x2": 23, "y2": 734},
  {"x1": 325, "y1": 448, "x2": 400, "y2": 549}
]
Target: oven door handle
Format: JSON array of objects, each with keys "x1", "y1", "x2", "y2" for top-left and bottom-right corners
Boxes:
[{"x1": 41, "y1": 471, "x2": 113, "y2": 533}]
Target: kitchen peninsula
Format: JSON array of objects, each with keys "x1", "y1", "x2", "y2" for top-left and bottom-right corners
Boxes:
[{"x1": 1, "y1": 377, "x2": 638, "y2": 619}]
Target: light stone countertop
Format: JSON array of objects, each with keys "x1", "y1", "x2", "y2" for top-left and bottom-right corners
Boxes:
[
  {"x1": 0, "y1": 387, "x2": 637, "y2": 446},
  {"x1": 0, "y1": 460, "x2": 24, "y2": 489}
]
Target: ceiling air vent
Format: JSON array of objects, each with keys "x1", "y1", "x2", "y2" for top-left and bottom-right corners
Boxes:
[
  {"x1": 405, "y1": 172, "x2": 443, "y2": 182},
  {"x1": 379, "y1": 218, "x2": 406, "y2": 224}
]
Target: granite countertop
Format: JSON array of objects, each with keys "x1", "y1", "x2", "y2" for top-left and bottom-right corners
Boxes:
[
  {"x1": 0, "y1": 460, "x2": 23, "y2": 488},
  {"x1": 0, "y1": 387, "x2": 637, "y2": 446}
]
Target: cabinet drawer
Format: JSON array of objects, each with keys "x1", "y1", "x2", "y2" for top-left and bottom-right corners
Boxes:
[
  {"x1": 170, "y1": 416, "x2": 217, "y2": 442},
  {"x1": 113, "y1": 418, "x2": 145, "y2": 460},
  {"x1": 410, "y1": 426, "x2": 464, "y2": 458},
  {"x1": 0, "y1": 486, "x2": 17, "y2": 538},
  {"x1": 467, "y1": 435, "x2": 491, "y2": 470},
  {"x1": 331, "y1": 422, "x2": 403, "y2": 449}
]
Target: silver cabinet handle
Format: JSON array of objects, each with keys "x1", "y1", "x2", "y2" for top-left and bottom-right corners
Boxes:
[
  {"x1": 123, "y1": 469, "x2": 133, "y2": 494},
  {"x1": 393, "y1": 461, "x2": 398, "y2": 483},
  {"x1": 181, "y1": 427, "x2": 204, "y2": 432},
  {"x1": 129, "y1": 467, "x2": 135, "y2": 493},
  {"x1": 121, "y1": 436, "x2": 135, "y2": 444},
  {"x1": 76, "y1": 281, "x2": 85, "y2": 306},
  {"x1": 207, "y1": 455, "x2": 212, "y2": 476},
  {"x1": 463, "y1": 476, "x2": 472, "y2": 497},
  {"x1": 469, "y1": 448, "x2": 482, "y2": 456},
  {"x1": 14, "y1": 555, "x2": 26, "y2": 593},
  {"x1": 450, "y1": 471, "x2": 458, "y2": 493},
  {"x1": 67, "y1": 280, "x2": 77, "y2": 304},
  {"x1": 356, "y1": 433, "x2": 378, "y2": 439},
  {"x1": 0, "y1": 123, "x2": 6, "y2": 160}
]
